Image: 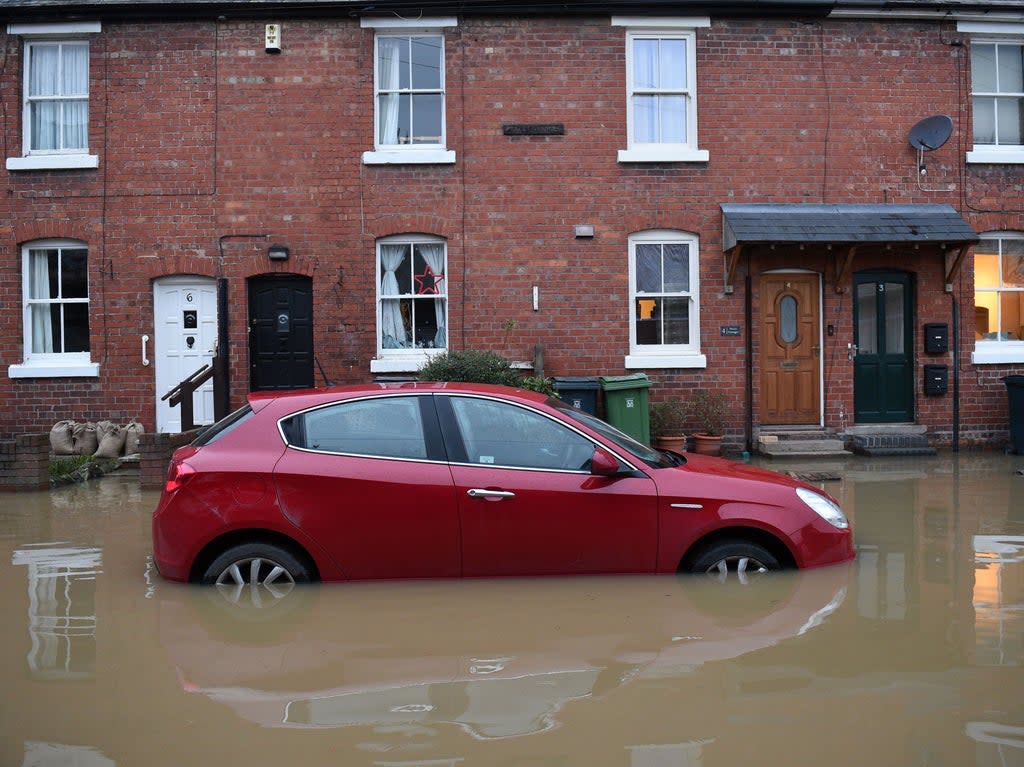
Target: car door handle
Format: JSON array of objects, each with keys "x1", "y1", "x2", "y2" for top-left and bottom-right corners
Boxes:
[{"x1": 467, "y1": 488, "x2": 515, "y2": 500}]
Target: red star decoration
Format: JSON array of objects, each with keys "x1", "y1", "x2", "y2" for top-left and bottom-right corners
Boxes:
[{"x1": 415, "y1": 265, "x2": 444, "y2": 294}]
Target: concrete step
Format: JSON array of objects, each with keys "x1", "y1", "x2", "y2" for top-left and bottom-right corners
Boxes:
[{"x1": 757, "y1": 438, "x2": 852, "y2": 458}]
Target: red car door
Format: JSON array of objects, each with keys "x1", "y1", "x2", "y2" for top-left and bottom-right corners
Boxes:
[
  {"x1": 439, "y1": 395, "x2": 659, "y2": 577},
  {"x1": 274, "y1": 394, "x2": 460, "y2": 580}
]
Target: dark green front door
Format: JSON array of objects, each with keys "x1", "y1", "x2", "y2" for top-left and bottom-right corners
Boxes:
[{"x1": 853, "y1": 271, "x2": 914, "y2": 423}]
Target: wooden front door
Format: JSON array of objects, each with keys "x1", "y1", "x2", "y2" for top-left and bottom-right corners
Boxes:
[{"x1": 760, "y1": 273, "x2": 821, "y2": 425}]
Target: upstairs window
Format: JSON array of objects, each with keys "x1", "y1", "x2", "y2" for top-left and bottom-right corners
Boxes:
[
  {"x1": 613, "y1": 17, "x2": 709, "y2": 164},
  {"x1": 6, "y1": 23, "x2": 100, "y2": 171},
  {"x1": 10, "y1": 240, "x2": 98, "y2": 379},
  {"x1": 973, "y1": 233, "x2": 1024, "y2": 364},
  {"x1": 626, "y1": 230, "x2": 706, "y2": 369},
  {"x1": 361, "y1": 17, "x2": 456, "y2": 165},
  {"x1": 973, "y1": 43, "x2": 1023, "y2": 148},
  {"x1": 959, "y1": 22, "x2": 1024, "y2": 164}
]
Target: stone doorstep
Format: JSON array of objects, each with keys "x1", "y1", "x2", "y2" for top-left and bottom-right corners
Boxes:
[{"x1": 755, "y1": 427, "x2": 852, "y2": 458}]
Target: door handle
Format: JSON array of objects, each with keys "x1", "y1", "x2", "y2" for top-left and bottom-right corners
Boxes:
[
  {"x1": 142, "y1": 334, "x2": 150, "y2": 367},
  {"x1": 467, "y1": 488, "x2": 515, "y2": 500},
  {"x1": 848, "y1": 342, "x2": 858, "y2": 361}
]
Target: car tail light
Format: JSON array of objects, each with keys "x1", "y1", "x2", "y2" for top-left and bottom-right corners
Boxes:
[{"x1": 164, "y1": 459, "x2": 197, "y2": 494}]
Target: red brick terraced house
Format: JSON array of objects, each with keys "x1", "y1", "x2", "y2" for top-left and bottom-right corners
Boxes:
[{"x1": 1, "y1": 0, "x2": 1023, "y2": 454}]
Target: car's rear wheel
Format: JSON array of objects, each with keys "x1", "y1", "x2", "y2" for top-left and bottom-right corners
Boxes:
[
  {"x1": 201, "y1": 542, "x2": 313, "y2": 603},
  {"x1": 688, "y1": 540, "x2": 781, "y2": 584}
]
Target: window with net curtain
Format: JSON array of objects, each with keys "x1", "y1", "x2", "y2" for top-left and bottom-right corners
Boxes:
[
  {"x1": 629, "y1": 35, "x2": 689, "y2": 147},
  {"x1": 975, "y1": 234, "x2": 1024, "y2": 344},
  {"x1": 375, "y1": 35, "x2": 445, "y2": 148},
  {"x1": 971, "y1": 42, "x2": 1024, "y2": 149},
  {"x1": 378, "y1": 237, "x2": 447, "y2": 353},
  {"x1": 25, "y1": 40, "x2": 89, "y2": 153},
  {"x1": 23, "y1": 242, "x2": 90, "y2": 360}
]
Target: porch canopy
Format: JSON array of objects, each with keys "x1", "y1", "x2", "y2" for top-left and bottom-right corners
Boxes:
[{"x1": 720, "y1": 203, "x2": 979, "y2": 292}]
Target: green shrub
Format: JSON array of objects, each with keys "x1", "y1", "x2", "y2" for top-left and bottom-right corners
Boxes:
[
  {"x1": 49, "y1": 455, "x2": 95, "y2": 479},
  {"x1": 418, "y1": 350, "x2": 557, "y2": 397}
]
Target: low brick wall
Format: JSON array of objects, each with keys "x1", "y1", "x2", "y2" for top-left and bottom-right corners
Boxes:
[
  {"x1": 138, "y1": 430, "x2": 200, "y2": 489},
  {"x1": 0, "y1": 433, "x2": 50, "y2": 492}
]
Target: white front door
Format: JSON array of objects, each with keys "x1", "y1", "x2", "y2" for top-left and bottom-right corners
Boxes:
[{"x1": 154, "y1": 277, "x2": 217, "y2": 433}]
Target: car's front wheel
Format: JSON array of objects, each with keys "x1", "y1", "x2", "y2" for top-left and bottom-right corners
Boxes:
[
  {"x1": 688, "y1": 540, "x2": 781, "y2": 584},
  {"x1": 200, "y1": 542, "x2": 314, "y2": 600}
]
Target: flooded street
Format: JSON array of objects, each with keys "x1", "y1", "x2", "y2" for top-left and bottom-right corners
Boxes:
[{"x1": 1, "y1": 454, "x2": 1022, "y2": 767}]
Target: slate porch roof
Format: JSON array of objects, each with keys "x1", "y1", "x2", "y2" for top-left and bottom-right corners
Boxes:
[{"x1": 721, "y1": 203, "x2": 979, "y2": 252}]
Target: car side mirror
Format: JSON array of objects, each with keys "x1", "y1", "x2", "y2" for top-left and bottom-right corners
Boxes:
[{"x1": 590, "y1": 447, "x2": 621, "y2": 476}]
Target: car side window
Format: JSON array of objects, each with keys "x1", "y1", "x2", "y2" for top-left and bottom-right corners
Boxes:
[
  {"x1": 282, "y1": 396, "x2": 428, "y2": 460},
  {"x1": 447, "y1": 397, "x2": 595, "y2": 471}
]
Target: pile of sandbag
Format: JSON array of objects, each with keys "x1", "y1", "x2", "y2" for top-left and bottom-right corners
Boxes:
[{"x1": 50, "y1": 420, "x2": 145, "y2": 458}]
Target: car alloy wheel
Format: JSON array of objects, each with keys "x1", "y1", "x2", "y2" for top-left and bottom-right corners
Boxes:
[
  {"x1": 201, "y1": 542, "x2": 313, "y2": 605},
  {"x1": 689, "y1": 541, "x2": 781, "y2": 585}
]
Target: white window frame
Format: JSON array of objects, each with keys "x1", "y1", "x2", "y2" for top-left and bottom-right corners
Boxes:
[
  {"x1": 613, "y1": 16, "x2": 710, "y2": 164},
  {"x1": 372, "y1": 234, "x2": 449, "y2": 373},
  {"x1": 972, "y1": 231, "x2": 1024, "y2": 364},
  {"x1": 6, "y1": 22, "x2": 101, "y2": 171},
  {"x1": 958, "y1": 22, "x2": 1024, "y2": 164},
  {"x1": 9, "y1": 239, "x2": 99, "y2": 379},
  {"x1": 625, "y1": 230, "x2": 707, "y2": 369},
  {"x1": 361, "y1": 17, "x2": 457, "y2": 165}
]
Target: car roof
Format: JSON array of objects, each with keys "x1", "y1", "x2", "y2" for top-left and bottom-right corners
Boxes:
[{"x1": 246, "y1": 381, "x2": 551, "y2": 409}]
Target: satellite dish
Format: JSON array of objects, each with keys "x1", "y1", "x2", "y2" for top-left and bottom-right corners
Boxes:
[{"x1": 908, "y1": 115, "x2": 953, "y2": 151}]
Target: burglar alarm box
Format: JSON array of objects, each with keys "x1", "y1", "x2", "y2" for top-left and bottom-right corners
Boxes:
[
  {"x1": 924, "y1": 323, "x2": 949, "y2": 354},
  {"x1": 924, "y1": 364, "x2": 948, "y2": 395}
]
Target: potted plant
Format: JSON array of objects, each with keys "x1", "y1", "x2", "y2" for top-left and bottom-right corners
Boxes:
[
  {"x1": 688, "y1": 390, "x2": 727, "y2": 455},
  {"x1": 650, "y1": 400, "x2": 688, "y2": 453}
]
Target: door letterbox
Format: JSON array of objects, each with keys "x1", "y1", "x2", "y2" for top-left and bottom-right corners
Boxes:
[
  {"x1": 924, "y1": 364, "x2": 948, "y2": 395},
  {"x1": 924, "y1": 323, "x2": 949, "y2": 354}
]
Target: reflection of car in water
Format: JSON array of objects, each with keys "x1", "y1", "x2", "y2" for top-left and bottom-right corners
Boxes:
[{"x1": 160, "y1": 565, "x2": 850, "y2": 738}]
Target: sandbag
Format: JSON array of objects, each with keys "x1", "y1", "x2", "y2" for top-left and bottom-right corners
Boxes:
[
  {"x1": 72, "y1": 422, "x2": 99, "y2": 456},
  {"x1": 49, "y1": 420, "x2": 76, "y2": 456},
  {"x1": 95, "y1": 423, "x2": 126, "y2": 459},
  {"x1": 124, "y1": 420, "x2": 145, "y2": 455}
]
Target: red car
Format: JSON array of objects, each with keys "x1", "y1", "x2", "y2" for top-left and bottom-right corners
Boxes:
[{"x1": 152, "y1": 383, "x2": 853, "y2": 588}]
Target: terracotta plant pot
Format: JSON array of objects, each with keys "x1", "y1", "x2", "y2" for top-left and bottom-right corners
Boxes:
[
  {"x1": 692, "y1": 433, "x2": 723, "y2": 456},
  {"x1": 653, "y1": 435, "x2": 687, "y2": 453}
]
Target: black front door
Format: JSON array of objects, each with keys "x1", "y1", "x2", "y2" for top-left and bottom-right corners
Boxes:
[
  {"x1": 248, "y1": 275, "x2": 314, "y2": 391},
  {"x1": 853, "y1": 271, "x2": 914, "y2": 423}
]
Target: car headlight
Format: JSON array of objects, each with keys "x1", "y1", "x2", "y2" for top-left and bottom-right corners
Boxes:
[{"x1": 796, "y1": 487, "x2": 849, "y2": 529}]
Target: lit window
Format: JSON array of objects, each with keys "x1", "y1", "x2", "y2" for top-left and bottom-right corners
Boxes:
[{"x1": 973, "y1": 233, "x2": 1024, "y2": 364}]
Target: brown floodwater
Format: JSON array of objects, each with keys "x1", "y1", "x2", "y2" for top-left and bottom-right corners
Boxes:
[{"x1": 1, "y1": 453, "x2": 1022, "y2": 767}]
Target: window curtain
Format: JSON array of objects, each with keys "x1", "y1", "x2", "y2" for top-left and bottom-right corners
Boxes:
[
  {"x1": 418, "y1": 243, "x2": 447, "y2": 348},
  {"x1": 29, "y1": 43, "x2": 88, "y2": 151},
  {"x1": 64, "y1": 44, "x2": 89, "y2": 150},
  {"x1": 378, "y1": 38, "x2": 403, "y2": 146},
  {"x1": 29, "y1": 251, "x2": 54, "y2": 353},
  {"x1": 380, "y1": 245, "x2": 408, "y2": 348}
]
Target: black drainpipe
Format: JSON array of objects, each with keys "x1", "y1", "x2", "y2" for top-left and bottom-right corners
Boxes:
[
  {"x1": 745, "y1": 257, "x2": 754, "y2": 455},
  {"x1": 951, "y1": 293, "x2": 960, "y2": 452}
]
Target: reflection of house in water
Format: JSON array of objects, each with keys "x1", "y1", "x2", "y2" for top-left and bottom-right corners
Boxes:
[
  {"x1": 11, "y1": 543, "x2": 101, "y2": 680},
  {"x1": 972, "y1": 536, "x2": 1024, "y2": 667}
]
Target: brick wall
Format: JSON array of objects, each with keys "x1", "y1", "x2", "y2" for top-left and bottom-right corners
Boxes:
[
  {"x1": 1, "y1": 14, "x2": 1022, "y2": 447},
  {"x1": 0, "y1": 433, "x2": 50, "y2": 492}
]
